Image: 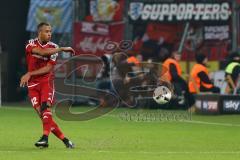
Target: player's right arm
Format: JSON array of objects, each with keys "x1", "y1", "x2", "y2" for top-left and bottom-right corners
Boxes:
[
  {"x1": 32, "y1": 47, "x2": 75, "y2": 56},
  {"x1": 20, "y1": 63, "x2": 54, "y2": 87}
]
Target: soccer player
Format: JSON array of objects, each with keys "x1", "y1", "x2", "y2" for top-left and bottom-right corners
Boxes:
[{"x1": 20, "y1": 22, "x2": 75, "y2": 148}]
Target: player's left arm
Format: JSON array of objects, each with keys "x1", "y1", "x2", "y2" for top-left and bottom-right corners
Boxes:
[{"x1": 20, "y1": 63, "x2": 53, "y2": 87}]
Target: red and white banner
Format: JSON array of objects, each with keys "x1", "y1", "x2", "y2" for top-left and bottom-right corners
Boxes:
[{"x1": 73, "y1": 21, "x2": 124, "y2": 56}]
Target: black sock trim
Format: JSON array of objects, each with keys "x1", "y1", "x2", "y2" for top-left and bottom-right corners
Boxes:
[
  {"x1": 62, "y1": 137, "x2": 69, "y2": 143},
  {"x1": 41, "y1": 102, "x2": 50, "y2": 114}
]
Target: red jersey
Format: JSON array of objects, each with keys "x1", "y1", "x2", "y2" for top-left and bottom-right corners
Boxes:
[{"x1": 25, "y1": 38, "x2": 58, "y2": 82}]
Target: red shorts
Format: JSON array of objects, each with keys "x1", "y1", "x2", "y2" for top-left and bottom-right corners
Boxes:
[{"x1": 28, "y1": 79, "x2": 55, "y2": 109}]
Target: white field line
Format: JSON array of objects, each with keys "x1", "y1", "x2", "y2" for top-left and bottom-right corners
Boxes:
[
  {"x1": 1, "y1": 107, "x2": 240, "y2": 127},
  {"x1": 181, "y1": 120, "x2": 240, "y2": 127}
]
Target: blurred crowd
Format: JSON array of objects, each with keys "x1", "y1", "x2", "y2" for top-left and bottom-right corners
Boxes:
[{"x1": 93, "y1": 41, "x2": 240, "y2": 109}]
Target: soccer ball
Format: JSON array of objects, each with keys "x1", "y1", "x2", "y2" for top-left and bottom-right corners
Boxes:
[{"x1": 153, "y1": 86, "x2": 172, "y2": 104}]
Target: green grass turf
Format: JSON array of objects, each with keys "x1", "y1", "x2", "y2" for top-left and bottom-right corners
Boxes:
[{"x1": 0, "y1": 105, "x2": 240, "y2": 160}]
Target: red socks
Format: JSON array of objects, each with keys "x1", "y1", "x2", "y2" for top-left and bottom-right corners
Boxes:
[
  {"x1": 41, "y1": 109, "x2": 65, "y2": 140},
  {"x1": 51, "y1": 120, "x2": 65, "y2": 140},
  {"x1": 42, "y1": 109, "x2": 53, "y2": 136}
]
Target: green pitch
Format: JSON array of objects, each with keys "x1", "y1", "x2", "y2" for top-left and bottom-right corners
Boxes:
[{"x1": 0, "y1": 105, "x2": 240, "y2": 160}]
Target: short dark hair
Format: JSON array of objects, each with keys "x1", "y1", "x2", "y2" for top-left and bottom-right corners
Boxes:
[
  {"x1": 195, "y1": 53, "x2": 206, "y2": 64},
  {"x1": 37, "y1": 22, "x2": 50, "y2": 32}
]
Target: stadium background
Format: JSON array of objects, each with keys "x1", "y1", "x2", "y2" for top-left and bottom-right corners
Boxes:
[
  {"x1": 0, "y1": 0, "x2": 239, "y2": 105},
  {"x1": 0, "y1": 1, "x2": 240, "y2": 160}
]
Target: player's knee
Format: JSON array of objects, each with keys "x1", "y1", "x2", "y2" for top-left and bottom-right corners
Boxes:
[
  {"x1": 47, "y1": 101, "x2": 52, "y2": 107},
  {"x1": 40, "y1": 102, "x2": 50, "y2": 114}
]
